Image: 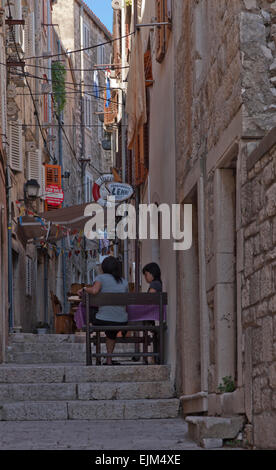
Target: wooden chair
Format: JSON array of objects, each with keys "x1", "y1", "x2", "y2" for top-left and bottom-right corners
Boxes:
[
  {"x1": 51, "y1": 291, "x2": 74, "y2": 334},
  {"x1": 84, "y1": 292, "x2": 167, "y2": 366}
]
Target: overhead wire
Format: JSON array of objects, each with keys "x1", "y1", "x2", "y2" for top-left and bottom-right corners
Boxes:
[
  {"x1": 6, "y1": 0, "x2": 54, "y2": 161},
  {"x1": 23, "y1": 31, "x2": 135, "y2": 61}
]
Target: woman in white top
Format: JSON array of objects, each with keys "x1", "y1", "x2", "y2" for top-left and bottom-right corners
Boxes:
[{"x1": 81, "y1": 256, "x2": 128, "y2": 365}]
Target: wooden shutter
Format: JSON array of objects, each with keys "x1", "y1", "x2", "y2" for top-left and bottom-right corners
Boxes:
[
  {"x1": 24, "y1": 12, "x2": 35, "y2": 58},
  {"x1": 144, "y1": 49, "x2": 153, "y2": 86},
  {"x1": 27, "y1": 149, "x2": 41, "y2": 187},
  {"x1": 8, "y1": 121, "x2": 23, "y2": 172},
  {"x1": 26, "y1": 256, "x2": 32, "y2": 297},
  {"x1": 134, "y1": 127, "x2": 148, "y2": 186},
  {"x1": 45, "y1": 164, "x2": 61, "y2": 186},
  {"x1": 44, "y1": 164, "x2": 62, "y2": 211},
  {"x1": 40, "y1": 160, "x2": 45, "y2": 198},
  {"x1": 156, "y1": 0, "x2": 166, "y2": 63},
  {"x1": 0, "y1": 39, "x2": 7, "y2": 142},
  {"x1": 104, "y1": 90, "x2": 118, "y2": 126},
  {"x1": 43, "y1": 0, "x2": 48, "y2": 34}
]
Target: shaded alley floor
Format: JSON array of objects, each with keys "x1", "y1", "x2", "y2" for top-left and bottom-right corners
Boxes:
[{"x1": 0, "y1": 418, "x2": 202, "y2": 450}]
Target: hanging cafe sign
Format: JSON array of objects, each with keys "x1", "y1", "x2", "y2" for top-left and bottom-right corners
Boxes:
[{"x1": 92, "y1": 174, "x2": 134, "y2": 207}]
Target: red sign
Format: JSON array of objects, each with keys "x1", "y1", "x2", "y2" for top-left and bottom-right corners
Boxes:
[{"x1": 45, "y1": 185, "x2": 64, "y2": 207}]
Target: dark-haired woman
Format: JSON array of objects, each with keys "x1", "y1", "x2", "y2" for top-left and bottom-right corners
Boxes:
[
  {"x1": 142, "y1": 263, "x2": 163, "y2": 294},
  {"x1": 81, "y1": 256, "x2": 128, "y2": 365},
  {"x1": 141, "y1": 263, "x2": 163, "y2": 364}
]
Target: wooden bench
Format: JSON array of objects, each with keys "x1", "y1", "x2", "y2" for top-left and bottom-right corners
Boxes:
[{"x1": 84, "y1": 292, "x2": 167, "y2": 366}]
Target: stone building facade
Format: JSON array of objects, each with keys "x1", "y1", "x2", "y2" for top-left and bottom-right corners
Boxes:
[
  {"x1": 0, "y1": 0, "x2": 111, "y2": 338},
  {"x1": 52, "y1": 0, "x2": 113, "y2": 284},
  {"x1": 241, "y1": 129, "x2": 276, "y2": 449},
  {"x1": 173, "y1": 0, "x2": 276, "y2": 449}
]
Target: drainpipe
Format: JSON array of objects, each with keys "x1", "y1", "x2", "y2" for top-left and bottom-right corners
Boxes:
[
  {"x1": 57, "y1": 38, "x2": 67, "y2": 314},
  {"x1": 44, "y1": 249, "x2": 48, "y2": 324},
  {"x1": 6, "y1": 166, "x2": 13, "y2": 331},
  {"x1": 47, "y1": 0, "x2": 52, "y2": 154},
  {"x1": 121, "y1": 92, "x2": 129, "y2": 282}
]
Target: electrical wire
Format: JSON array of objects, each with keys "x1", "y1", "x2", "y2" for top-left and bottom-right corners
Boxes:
[
  {"x1": 23, "y1": 31, "x2": 135, "y2": 61},
  {"x1": 6, "y1": 0, "x2": 53, "y2": 162},
  {"x1": 6, "y1": 65, "x2": 124, "y2": 92},
  {"x1": 8, "y1": 70, "x2": 123, "y2": 107}
]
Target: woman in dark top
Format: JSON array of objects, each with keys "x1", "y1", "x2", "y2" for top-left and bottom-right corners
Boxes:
[
  {"x1": 141, "y1": 263, "x2": 163, "y2": 364},
  {"x1": 142, "y1": 263, "x2": 163, "y2": 293}
]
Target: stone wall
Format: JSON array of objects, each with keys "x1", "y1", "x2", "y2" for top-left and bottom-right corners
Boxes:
[
  {"x1": 242, "y1": 128, "x2": 276, "y2": 449},
  {"x1": 174, "y1": 0, "x2": 242, "y2": 203}
]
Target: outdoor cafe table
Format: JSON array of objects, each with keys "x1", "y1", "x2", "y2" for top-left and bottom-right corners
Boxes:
[{"x1": 74, "y1": 302, "x2": 167, "y2": 329}]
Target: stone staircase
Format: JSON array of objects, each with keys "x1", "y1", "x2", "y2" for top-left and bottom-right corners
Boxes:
[
  {"x1": 0, "y1": 334, "x2": 180, "y2": 421},
  {"x1": 6, "y1": 333, "x2": 137, "y2": 364}
]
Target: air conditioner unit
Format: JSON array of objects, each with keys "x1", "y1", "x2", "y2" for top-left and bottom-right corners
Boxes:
[{"x1": 112, "y1": 0, "x2": 123, "y2": 10}]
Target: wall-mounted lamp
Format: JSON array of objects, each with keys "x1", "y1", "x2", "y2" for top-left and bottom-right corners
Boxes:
[{"x1": 25, "y1": 179, "x2": 40, "y2": 200}]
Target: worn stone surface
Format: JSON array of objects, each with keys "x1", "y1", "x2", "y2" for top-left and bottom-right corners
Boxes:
[
  {"x1": 0, "y1": 419, "x2": 202, "y2": 450},
  {"x1": 186, "y1": 416, "x2": 245, "y2": 443},
  {"x1": 201, "y1": 438, "x2": 223, "y2": 449},
  {"x1": 243, "y1": 133, "x2": 276, "y2": 448},
  {"x1": 68, "y1": 399, "x2": 180, "y2": 421}
]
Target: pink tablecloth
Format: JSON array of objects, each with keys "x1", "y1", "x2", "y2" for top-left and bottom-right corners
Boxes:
[
  {"x1": 74, "y1": 303, "x2": 167, "y2": 329},
  {"x1": 127, "y1": 305, "x2": 167, "y2": 322}
]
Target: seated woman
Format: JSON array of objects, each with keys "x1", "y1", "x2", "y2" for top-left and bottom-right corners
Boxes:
[
  {"x1": 81, "y1": 256, "x2": 128, "y2": 365},
  {"x1": 132, "y1": 262, "x2": 163, "y2": 364},
  {"x1": 142, "y1": 262, "x2": 163, "y2": 294}
]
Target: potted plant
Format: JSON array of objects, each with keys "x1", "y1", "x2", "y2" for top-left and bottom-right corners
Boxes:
[{"x1": 36, "y1": 322, "x2": 50, "y2": 334}]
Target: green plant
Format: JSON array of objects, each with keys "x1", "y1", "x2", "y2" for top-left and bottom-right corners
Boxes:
[
  {"x1": 51, "y1": 61, "x2": 66, "y2": 115},
  {"x1": 125, "y1": 0, "x2": 132, "y2": 6},
  {"x1": 218, "y1": 376, "x2": 236, "y2": 393}
]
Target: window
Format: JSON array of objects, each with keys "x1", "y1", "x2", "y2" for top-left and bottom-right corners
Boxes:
[
  {"x1": 0, "y1": 39, "x2": 7, "y2": 142},
  {"x1": 83, "y1": 23, "x2": 91, "y2": 50},
  {"x1": 85, "y1": 174, "x2": 93, "y2": 203},
  {"x1": 7, "y1": 0, "x2": 23, "y2": 47},
  {"x1": 27, "y1": 149, "x2": 42, "y2": 188},
  {"x1": 42, "y1": 0, "x2": 48, "y2": 35},
  {"x1": 44, "y1": 164, "x2": 62, "y2": 211},
  {"x1": 26, "y1": 256, "x2": 32, "y2": 297},
  {"x1": 155, "y1": 0, "x2": 170, "y2": 63},
  {"x1": 84, "y1": 94, "x2": 92, "y2": 128},
  {"x1": 8, "y1": 120, "x2": 23, "y2": 172},
  {"x1": 24, "y1": 12, "x2": 35, "y2": 58},
  {"x1": 97, "y1": 42, "x2": 105, "y2": 66},
  {"x1": 43, "y1": 75, "x2": 49, "y2": 123}
]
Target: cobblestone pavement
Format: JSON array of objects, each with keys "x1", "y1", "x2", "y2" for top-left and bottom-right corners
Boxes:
[{"x1": 0, "y1": 418, "x2": 203, "y2": 450}]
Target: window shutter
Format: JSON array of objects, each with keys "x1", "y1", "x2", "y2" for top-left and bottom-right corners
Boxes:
[
  {"x1": 14, "y1": 0, "x2": 23, "y2": 46},
  {"x1": 144, "y1": 49, "x2": 153, "y2": 86},
  {"x1": 40, "y1": 160, "x2": 45, "y2": 198},
  {"x1": 45, "y1": 164, "x2": 62, "y2": 187},
  {"x1": 44, "y1": 164, "x2": 62, "y2": 211},
  {"x1": 26, "y1": 256, "x2": 32, "y2": 297},
  {"x1": 24, "y1": 12, "x2": 35, "y2": 58},
  {"x1": 135, "y1": 127, "x2": 149, "y2": 186},
  {"x1": 8, "y1": 121, "x2": 23, "y2": 172},
  {"x1": 156, "y1": 0, "x2": 166, "y2": 63},
  {"x1": 27, "y1": 149, "x2": 41, "y2": 188},
  {"x1": 0, "y1": 39, "x2": 7, "y2": 141}
]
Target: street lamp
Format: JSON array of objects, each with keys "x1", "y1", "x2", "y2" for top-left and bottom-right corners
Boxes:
[{"x1": 25, "y1": 179, "x2": 40, "y2": 200}]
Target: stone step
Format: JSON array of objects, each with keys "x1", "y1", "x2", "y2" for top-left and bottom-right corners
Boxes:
[
  {"x1": 0, "y1": 381, "x2": 175, "y2": 402},
  {"x1": 9, "y1": 333, "x2": 85, "y2": 344},
  {"x1": 0, "y1": 365, "x2": 171, "y2": 384},
  {"x1": 0, "y1": 399, "x2": 180, "y2": 421},
  {"x1": 185, "y1": 416, "x2": 245, "y2": 446},
  {"x1": 6, "y1": 333, "x2": 136, "y2": 364}
]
